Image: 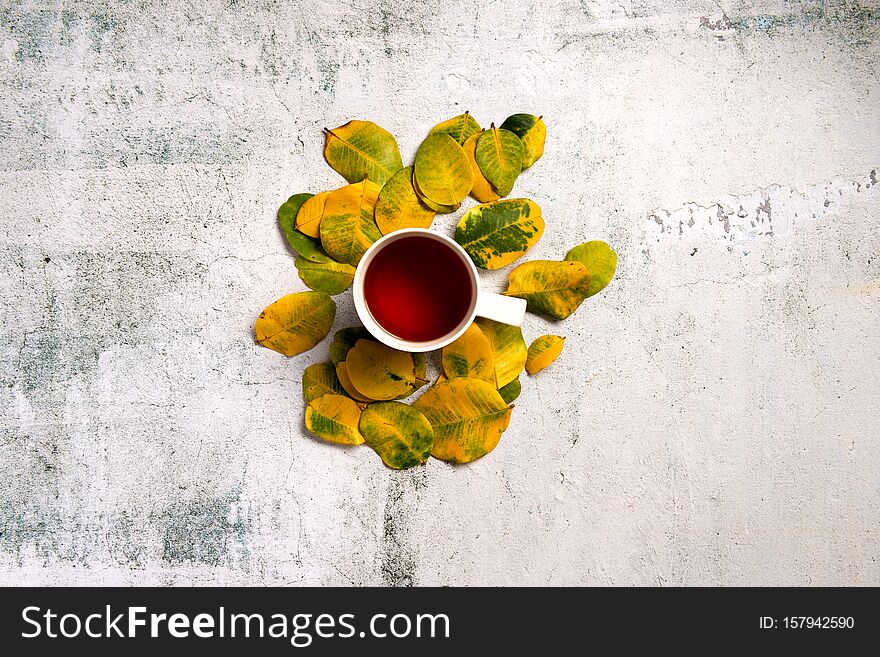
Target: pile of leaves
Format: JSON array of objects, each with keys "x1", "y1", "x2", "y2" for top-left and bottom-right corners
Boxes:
[{"x1": 256, "y1": 113, "x2": 617, "y2": 468}]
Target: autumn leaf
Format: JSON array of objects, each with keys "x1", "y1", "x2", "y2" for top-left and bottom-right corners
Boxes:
[
  {"x1": 345, "y1": 339, "x2": 416, "y2": 401},
  {"x1": 279, "y1": 193, "x2": 332, "y2": 262},
  {"x1": 474, "y1": 318, "x2": 527, "y2": 389},
  {"x1": 305, "y1": 394, "x2": 364, "y2": 445},
  {"x1": 412, "y1": 174, "x2": 460, "y2": 214},
  {"x1": 336, "y1": 362, "x2": 375, "y2": 403},
  {"x1": 413, "y1": 134, "x2": 474, "y2": 206},
  {"x1": 295, "y1": 190, "x2": 331, "y2": 238},
  {"x1": 526, "y1": 335, "x2": 565, "y2": 374},
  {"x1": 498, "y1": 377, "x2": 521, "y2": 404},
  {"x1": 454, "y1": 198, "x2": 544, "y2": 270},
  {"x1": 374, "y1": 166, "x2": 435, "y2": 235},
  {"x1": 329, "y1": 326, "x2": 374, "y2": 365},
  {"x1": 320, "y1": 179, "x2": 382, "y2": 265},
  {"x1": 413, "y1": 378, "x2": 512, "y2": 464},
  {"x1": 441, "y1": 323, "x2": 495, "y2": 383},
  {"x1": 255, "y1": 291, "x2": 335, "y2": 357},
  {"x1": 564, "y1": 240, "x2": 618, "y2": 297},
  {"x1": 359, "y1": 402, "x2": 434, "y2": 469},
  {"x1": 499, "y1": 114, "x2": 546, "y2": 168},
  {"x1": 463, "y1": 132, "x2": 500, "y2": 203},
  {"x1": 323, "y1": 119, "x2": 403, "y2": 185},
  {"x1": 504, "y1": 260, "x2": 591, "y2": 320},
  {"x1": 295, "y1": 255, "x2": 355, "y2": 295},
  {"x1": 428, "y1": 111, "x2": 481, "y2": 146},
  {"x1": 302, "y1": 362, "x2": 345, "y2": 402},
  {"x1": 475, "y1": 125, "x2": 523, "y2": 197}
]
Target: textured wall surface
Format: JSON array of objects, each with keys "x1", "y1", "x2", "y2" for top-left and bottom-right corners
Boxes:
[{"x1": 1, "y1": 0, "x2": 878, "y2": 586}]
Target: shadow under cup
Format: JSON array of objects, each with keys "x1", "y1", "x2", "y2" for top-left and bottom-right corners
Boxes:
[{"x1": 361, "y1": 234, "x2": 475, "y2": 344}]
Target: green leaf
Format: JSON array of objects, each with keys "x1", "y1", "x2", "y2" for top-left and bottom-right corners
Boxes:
[
  {"x1": 279, "y1": 193, "x2": 332, "y2": 262},
  {"x1": 255, "y1": 291, "x2": 336, "y2": 357},
  {"x1": 359, "y1": 402, "x2": 434, "y2": 469},
  {"x1": 323, "y1": 120, "x2": 403, "y2": 185},
  {"x1": 374, "y1": 166, "x2": 435, "y2": 235},
  {"x1": 475, "y1": 125, "x2": 523, "y2": 197},
  {"x1": 413, "y1": 378, "x2": 512, "y2": 464},
  {"x1": 295, "y1": 255, "x2": 355, "y2": 295},
  {"x1": 428, "y1": 111, "x2": 482, "y2": 146},
  {"x1": 441, "y1": 323, "x2": 495, "y2": 383},
  {"x1": 305, "y1": 394, "x2": 364, "y2": 445},
  {"x1": 504, "y1": 260, "x2": 591, "y2": 321},
  {"x1": 526, "y1": 335, "x2": 565, "y2": 374},
  {"x1": 463, "y1": 132, "x2": 500, "y2": 203},
  {"x1": 564, "y1": 240, "x2": 618, "y2": 297},
  {"x1": 454, "y1": 198, "x2": 544, "y2": 270},
  {"x1": 499, "y1": 114, "x2": 546, "y2": 168},
  {"x1": 329, "y1": 326, "x2": 374, "y2": 365},
  {"x1": 474, "y1": 318, "x2": 527, "y2": 389},
  {"x1": 320, "y1": 180, "x2": 382, "y2": 265},
  {"x1": 498, "y1": 377, "x2": 521, "y2": 404},
  {"x1": 302, "y1": 362, "x2": 345, "y2": 401},
  {"x1": 413, "y1": 134, "x2": 474, "y2": 206}
]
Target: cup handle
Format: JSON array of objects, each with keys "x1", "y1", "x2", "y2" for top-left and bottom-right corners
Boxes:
[{"x1": 475, "y1": 292, "x2": 527, "y2": 326}]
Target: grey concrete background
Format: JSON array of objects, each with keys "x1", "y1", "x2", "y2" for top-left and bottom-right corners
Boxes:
[{"x1": 1, "y1": 0, "x2": 878, "y2": 586}]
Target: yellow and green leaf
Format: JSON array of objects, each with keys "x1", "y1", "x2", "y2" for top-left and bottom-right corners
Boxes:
[
  {"x1": 504, "y1": 260, "x2": 591, "y2": 321},
  {"x1": 345, "y1": 339, "x2": 416, "y2": 401},
  {"x1": 499, "y1": 114, "x2": 546, "y2": 168},
  {"x1": 295, "y1": 255, "x2": 355, "y2": 295},
  {"x1": 413, "y1": 134, "x2": 474, "y2": 206},
  {"x1": 441, "y1": 323, "x2": 495, "y2": 383},
  {"x1": 454, "y1": 198, "x2": 544, "y2": 270},
  {"x1": 498, "y1": 377, "x2": 521, "y2": 404},
  {"x1": 474, "y1": 318, "x2": 527, "y2": 389},
  {"x1": 412, "y1": 174, "x2": 460, "y2": 214},
  {"x1": 374, "y1": 166, "x2": 435, "y2": 235},
  {"x1": 428, "y1": 111, "x2": 481, "y2": 146},
  {"x1": 475, "y1": 125, "x2": 523, "y2": 197},
  {"x1": 413, "y1": 378, "x2": 512, "y2": 464},
  {"x1": 323, "y1": 119, "x2": 403, "y2": 185},
  {"x1": 564, "y1": 240, "x2": 618, "y2": 297},
  {"x1": 320, "y1": 179, "x2": 382, "y2": 265},
  {"x1": 329, "y1": 326, "x2": 373, "y2": 365},
  {"x1": 463, "y1": 132, "x2": 500, "y2": 203},
  {"x1": 526, "y1": 335, "x2": 565, "y2": 374},
  {"x1": 359, "y1": 402, "x2": 434, "y2": 469},
  {"x1": 279, "y1": 193, "x2": 332, "y2": 262},
  {"x1": 305, "y1": 394, "x2": 364, "y2": 445},
  {"x1": 295, "y1": 190, "x2": 331, "y2": 238},
  {"x1": 335, "y1": 362, "x2": 375, "y2": 403},
  {"x1": 302, "y1": 362, "x2": 345, "y2": 402},
  {"x1": 255, "y1": 291, "x2": 335, "y2": 357}
]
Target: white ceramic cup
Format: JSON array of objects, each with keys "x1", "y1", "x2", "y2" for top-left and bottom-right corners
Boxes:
[{"x1": 353, "y1": 228, "x2": 527, "y2": 352}]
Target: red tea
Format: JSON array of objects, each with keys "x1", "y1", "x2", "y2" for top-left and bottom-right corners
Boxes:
[{"x1": 363, "y1": 236, "x2": 473, "y2": 342}]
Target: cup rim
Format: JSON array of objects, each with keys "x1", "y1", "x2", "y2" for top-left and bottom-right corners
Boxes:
[{"x1": 353, "y1": 228, "x2": 479, "y2": 353}]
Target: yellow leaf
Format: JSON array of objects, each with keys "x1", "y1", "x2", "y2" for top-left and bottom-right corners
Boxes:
[
  {"x1": 305, "y1": 394, "x2": 364, "y2": 445},
  {"x1": 295, "y1": 190, "x2": 331, "y2": 238},
  {"x1": 413, "y1": 378, "x2": 512, "y2": 464},
  {"x1": 499, "y1": 114, "x2": 546, "y2": 168},
  {"x1": 359, "y1": 402, "x2": 434, "y2": 469},
  {"x1": 454, "y1": 198, "x2": 544, "y2": 270},
  {"x1": 428, "y1": 111, "x2": 481, "y2": 145},
  {"x1": 335, "y1": 362, "x2": 375, "y2": 403},
  {"x1": 320, "y1": 180, "x2": 382, "y2": 265},
  {"x1": 255, "y1": 291, "x2": 335, "y2": 357},
  {"x1": 474, "y1": 318, "x2": 527, "y2": 389},
  {"x1": 475, "y1": 125, "x2": 523, "y2": 197},
  {"x1": 564, "y1": 240, "x2": 618, "y2": 297},
  {"x1": 345, "y1": 339, "x2": 416, "y2": 401},
  {"x1": 374, "y1": 166, "x2": 435, "y2": 235},
  {"x1": 463, "y1": 132, "x2": 500, "y2": 203},
  {"x1": 412, "y1": 174, "x2": 460, "y2": 214},
  {"x1": 526, "y1": 335, "x2": 565, "y2": 374},
  {"x1": 323, "y1": 120, "x2": 403, "y2": 185},
  {"x1": 504, "y1": 260, "x2": 591, "y2": 321},
  {"x1": 441, "y1": 323, "x2": 494, "y2": 383},
  {"x1": 413, "y1": 134, "x2": 474, "y2": 206},
  {"x1": 295, "y1": 256, "x2": 355, "y2": 295},
  {"x1": 329, "y1": 326, "x2": 374, "y2": 365},
  {"x1": 302, "y1": 362, "x2": 345, "y2": 401}
]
